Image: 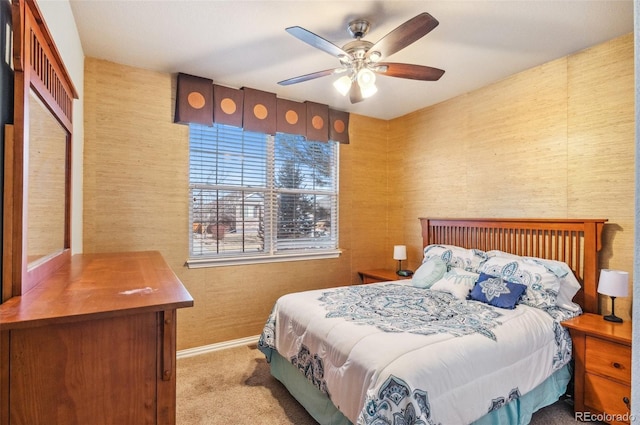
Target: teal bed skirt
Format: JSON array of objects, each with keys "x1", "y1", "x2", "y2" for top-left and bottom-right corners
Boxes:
[{"x1": 264, "y1": 347, "x2": 571, "y2": 425}]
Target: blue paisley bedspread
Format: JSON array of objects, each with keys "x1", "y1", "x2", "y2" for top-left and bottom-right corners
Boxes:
[{"x1": 259, "y1": 281, "x2": 578, "y2": 425}]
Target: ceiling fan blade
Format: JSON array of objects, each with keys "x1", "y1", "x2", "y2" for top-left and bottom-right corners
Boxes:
[
  {"x1": 286, "y1": 26, "x2": 350, "y2": 58},
  {"x1": 366, "y1": 12, "x2": 439, "y2": 60},
  {"x1": 376, "y1": 62, "x2": 445, "y2": 81},
  {"x1": 349, "y1": 83, "x2": 364, "y2": 104},
  {"x1": 278, "y1": 69, "x2": 339, "y2": 86}
]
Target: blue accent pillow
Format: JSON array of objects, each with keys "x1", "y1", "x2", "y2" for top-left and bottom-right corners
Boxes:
[
  {"x1": 469, "y1": 272, "x2": 527, "y2": 309},
  {"x1": 478, "y1": 256, "x2": 560, "y2": 309}
]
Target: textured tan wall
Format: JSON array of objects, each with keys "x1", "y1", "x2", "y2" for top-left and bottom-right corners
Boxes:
[
  {"x1": 390, "y1": 33, "x2": 635, "y2": 320},
  {"x1": 83, "y1": 33, "x2": 634, "y2": 349},
  {"x1": 83, "y1": 58, "x2": 391, "y2": 349}
]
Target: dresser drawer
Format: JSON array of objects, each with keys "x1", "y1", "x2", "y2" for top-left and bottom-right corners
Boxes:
[
  {"x1": 585, "y1": 336, "x2": 631, "y2": 384},
  {"x1": 584, "y1": 373, "x2": 631, "y2": 424}
]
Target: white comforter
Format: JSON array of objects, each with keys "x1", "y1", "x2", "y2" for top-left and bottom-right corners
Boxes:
[{"x1": 259, "y1": 281, "x2": 577, "y2": 425}]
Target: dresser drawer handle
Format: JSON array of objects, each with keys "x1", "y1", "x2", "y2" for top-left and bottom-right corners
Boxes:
[
  {"x1": 613, "y1": 362, "x2": 622, "y2": 369},
  {"x1": 623, "y1": 396, "x2": 630, "y2": 410}
]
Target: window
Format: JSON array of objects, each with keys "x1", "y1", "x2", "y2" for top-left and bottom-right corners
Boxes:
[{"x1": 188, "y1": 123, "x2": 339, "y2": 267}]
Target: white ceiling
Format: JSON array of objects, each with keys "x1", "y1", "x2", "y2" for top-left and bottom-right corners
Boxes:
[{"x1": 67, "y1": 0, "x2": 633, "y2": 120}]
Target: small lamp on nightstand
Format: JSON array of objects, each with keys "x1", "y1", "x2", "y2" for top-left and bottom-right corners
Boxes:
[
  {"x1": 393, "y1": 245, "x2": 413, "y2": 277},
  {"x1": 597, "y1": 269, "x2": 629, "y2": 323}
]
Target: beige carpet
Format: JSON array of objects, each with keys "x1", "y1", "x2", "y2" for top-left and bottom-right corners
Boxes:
[
  {"x1": 177, "y1": 344, "x2": 317, "y2": 424},
  {"x1": 176, "y1": 344, "x2": 586, "y2": 425}
]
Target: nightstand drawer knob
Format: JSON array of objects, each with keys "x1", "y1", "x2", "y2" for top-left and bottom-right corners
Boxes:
[
  {"x1": 613, "y1": 362, "x2": 622, "y2": 369},
  {"x1": 623, "y1": 396, "x2": 630, "y2": 410}
]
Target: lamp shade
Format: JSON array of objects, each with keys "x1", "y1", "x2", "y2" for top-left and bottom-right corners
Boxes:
[
  {"x1": 393, "y1": 245, "x2": 407, "y2": 261},
  {"x1": 357, "y1": 68, "x2": 376, "y2": 89},
  {"x1": 597, "y1": 269, "x2": 629, "y2": 297},
  {"x1": 333, "y1": 75, "x2": 352, "y2": 96}
]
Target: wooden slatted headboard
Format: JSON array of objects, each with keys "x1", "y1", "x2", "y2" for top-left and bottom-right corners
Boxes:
[{"x1": 419, "y1": 218, "x2": 607, "y2": 313}]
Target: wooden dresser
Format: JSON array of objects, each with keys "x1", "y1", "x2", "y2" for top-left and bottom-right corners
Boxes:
[
  {"x1": 0, "y1": 251, "x2": 194, "y2": 425},
  {"x1": 562, "y1": 313, "x2": 632, "y2": 424}
]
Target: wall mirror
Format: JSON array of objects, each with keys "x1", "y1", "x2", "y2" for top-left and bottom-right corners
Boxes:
[
  {"x1": 26, "y1": 89, "x2": 68, "y2": 269},
  {"x1": 3, "y1": 0, "x2": 76, "y2": 299}
]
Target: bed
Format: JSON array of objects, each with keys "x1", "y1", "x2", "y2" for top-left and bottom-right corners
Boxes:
[{"x1": 258, "y1": 218, "x2": 607, "y2": 425}]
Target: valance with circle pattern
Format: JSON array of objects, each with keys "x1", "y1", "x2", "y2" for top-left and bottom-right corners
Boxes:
[{"x1": 174, "y1": 72, "x2": 349, "y2": 144}]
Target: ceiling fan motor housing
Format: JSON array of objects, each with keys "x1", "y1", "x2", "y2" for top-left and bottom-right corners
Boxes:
[
  {"x1": 343, "y1": 40, "x2": 373, "y2": 59},
  {"x1": 347, "y1": 19, "x2": 371, "y2": 39}
]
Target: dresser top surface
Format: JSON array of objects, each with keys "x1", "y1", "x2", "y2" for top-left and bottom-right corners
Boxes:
[{"x1": 0, "y1": 251, "x2": 194, "y2": 329}]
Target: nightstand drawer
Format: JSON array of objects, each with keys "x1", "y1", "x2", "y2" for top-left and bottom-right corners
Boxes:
[
  {"x1": 585, "y1": 336, "x2": 631, "y2": 384},
  {"x1": 584, "y1": 373, "x2": 630, "y2": 423}
]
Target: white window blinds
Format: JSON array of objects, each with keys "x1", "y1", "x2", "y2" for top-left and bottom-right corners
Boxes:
[{"x1": 188, "y1": 123, "x2": 338, "y2": 265}]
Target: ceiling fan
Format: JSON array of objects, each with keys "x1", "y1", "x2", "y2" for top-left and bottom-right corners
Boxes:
[{"x1": 278, "y1": 12, "x2": 445, "y2": 104}]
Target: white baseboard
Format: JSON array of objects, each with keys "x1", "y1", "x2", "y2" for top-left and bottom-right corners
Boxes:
[{"x1": 177, "y1": 335, "x2": 260, "y2": 359}]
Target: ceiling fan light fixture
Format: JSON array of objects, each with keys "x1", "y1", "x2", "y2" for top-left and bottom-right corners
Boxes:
[
  {"x1": 357, "y1": 68, "x2": 376, "y2": 89},
  {"x1": 281, "y1": 12, "x2": 443, "y2": 103},
  {"x1": 333, "y1": 75, "x2": 352, "y2": 96},
  {"x1": 368, "y1": 51, "x2": 382, "y2": 62},
  {"x1": 356, "y1": 67, "x2": 377, "y2": 98},
  {"x1": 360, "y1": 82, "x2": 378, "y2": 99}
]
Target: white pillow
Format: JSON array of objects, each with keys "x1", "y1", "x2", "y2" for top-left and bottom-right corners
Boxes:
[
  {"x1": 423, "y1": 244, "x2": 487, "y2": 273},
  {"x1": 431, "y1": 268, "x2": 479, "y2": 300},
  {"x1": 556, "y1": 273, "x2": 582, "y2": 312},
  {"x1": 412, "y1": 257, "x2": 447, "y2": 289},
  {"x1": 487, "y1": 250, "x2": 570, "y2": 278},
  {"x1": 486, "y1": 250, "x2": 580, "y2": 311}
]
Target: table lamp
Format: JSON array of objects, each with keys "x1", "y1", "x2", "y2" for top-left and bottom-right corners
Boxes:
[
  {"x1": 393, "y1": 245, "x2": 413, "y2": 276},
  {"x1": 597, "y1": 269, "x2": 629, "y2": 323}
]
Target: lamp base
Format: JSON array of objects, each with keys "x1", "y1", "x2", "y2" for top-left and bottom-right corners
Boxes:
[
  {"x1": 396, "y1": 270, "x2": 414, "y2": 277},
  {"x1": 603, "y1": 314, "x2": 623, "y2": 323}
]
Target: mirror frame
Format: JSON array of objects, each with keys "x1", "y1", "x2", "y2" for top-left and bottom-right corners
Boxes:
[{"x1": 3, "y1": 0, "x2": 77, "y2": 298}]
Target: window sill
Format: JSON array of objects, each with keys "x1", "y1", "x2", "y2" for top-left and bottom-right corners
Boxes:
[{"x1": 185, "y1": 249, "x2": 342, "y2": 268}]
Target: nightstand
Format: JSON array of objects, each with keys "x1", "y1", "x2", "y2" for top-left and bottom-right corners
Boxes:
[
  {"x1": 562, "y1": 313, "x2": 632, "y2": 424},
  {"x1": 358, "y1": 269, "x2": 410, "y2": 284}
]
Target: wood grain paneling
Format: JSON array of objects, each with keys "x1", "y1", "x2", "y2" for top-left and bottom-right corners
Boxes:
[{"x1": 10, "y1": 314, "x2": 157, "y2": 424}]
